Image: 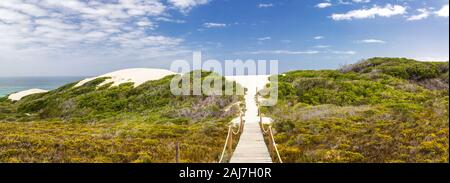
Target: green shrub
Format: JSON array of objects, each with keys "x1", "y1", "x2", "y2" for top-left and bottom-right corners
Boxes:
[
  {"x1": 264, "y1": 58, "x2": 449, "y2": 163},
  {"x1": 0, "y1": 71, "x2": 244, "y2": 163}
]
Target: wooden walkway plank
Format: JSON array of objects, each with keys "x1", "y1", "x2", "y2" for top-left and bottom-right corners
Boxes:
[{"x1": 229, "y1": 122, "x2": 272, "y2": 163}]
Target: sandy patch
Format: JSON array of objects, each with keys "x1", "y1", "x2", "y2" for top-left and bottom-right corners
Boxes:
[
  {"x1": 8, "y1": 88, "x2": 48, "y2": 101},
  {"x1": 225, "y1": 75, "x2": 271, "y2": 124},
  {"x1": 75, "y1": 68, "x2": 177, "y2": 88}
]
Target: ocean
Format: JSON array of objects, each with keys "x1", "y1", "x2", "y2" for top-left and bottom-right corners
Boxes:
[{"x1": 0, "y1": 76, "x2": 87, "y2": 97}]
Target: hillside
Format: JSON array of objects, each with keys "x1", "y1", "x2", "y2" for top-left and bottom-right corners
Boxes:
[
  {"x1": 262, "y1": 58, "x2": 449, "y2": 163},
  {"x1": 0, "y1": 71, "x2": 243, "y2": 163},
  {"x1": 0, "y1": 58, "x2": 448, "y2": 163}
]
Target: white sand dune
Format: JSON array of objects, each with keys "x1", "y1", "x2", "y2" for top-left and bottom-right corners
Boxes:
[
  {"x1": 75, "y1": 68, "x2": 177, "y2": 88},
  {"x1": 8, "y1": 88, "x2": 48, "y2": 101},
  {"x1": 225, "y1": 75, "x2": 271, "y2": 124},
  {"x1": 225, "y1": 75, "x2": 270, "y2": 93}
]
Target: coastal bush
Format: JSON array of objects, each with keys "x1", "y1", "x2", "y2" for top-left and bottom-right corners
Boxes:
[
  {"x1": 264, "y1": 58, "x2": 449, "y2": 163},
  {"x1": 0, "y1": 120, "x2": 233, "y2": 163},
  {"x1": 0, "y1": 71, "x2": 243, "y2": 162},
  {"x1": 10, "y1": 72, "x2": 242, "y2": 123}
]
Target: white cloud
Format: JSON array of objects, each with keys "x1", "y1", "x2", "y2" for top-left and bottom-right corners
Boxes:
[
  {"x1": 351, "y1": 0, "x2": 370, "y2": 3},
  {"x1": 0, "y1": 0, "x2": 210, "y2": 69},
  {"x1": 332, "y1": 50, "x2": 357, "y2": 55},
  {"x1": 316, "y1": 3, "x2": 332, "y2": 9},
  {"x1": 407, "y1": 9, "x2": 430, "y2": 21},
  {"x1": 338, "y1": 0, "x2": 370, "y2": 5},
  {"x1": 135, "y1": 18, "x2": 157, "y2": 29},
  {"x1": 257, "y1": 37, "x2": 271, "y2": 41},
  {"x1": 35, "y1": 18, "x2": 79, "y2": 30},
  {"x1": 314, "y1": 36, "x2": 324, "y2": 40},
  {"x1": 315, "y1": 45, "x2": 331, "y2": 48},
  {"x1": 0, "y1": 8, "x2": 30, "y2": 23},
  {"x1": 242, "y1": 49, "x2": 355, "y2": 55},
  {"x1": 337, "y1": 0, "x2": 352, "y2": 5},
  {"x1": 358, "y1": 39, "x2": 386, "y2": 44},
  {"x1": 331, "y1": 4, "x2": 406, "y2": 21},
  {"x1": 85, "y1": 31, "x2": 108, "y2": 39},
  {"x1": 435, "y1": 4, "x2": 449, "y2": 17},
  {"x1": 258, "y1": 3, "x2": 274, "y2": 8},
  {"x1": 168, "y1": 0, "x2": 209, "y2": 13},
  {"x1": 156, "y1": 17, "x2": 186, "y2": 24},
  {"x1": 243, "y1": 50, "x2": 320, "y2": 55},
  {"x1": 0, "y1": 0, "x2": 47, "y2": 16},
  {"x1": 203, "y1": 22, "x2": 227, "y2": 28}
]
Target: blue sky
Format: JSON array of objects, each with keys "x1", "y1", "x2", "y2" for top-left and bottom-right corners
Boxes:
[{"x1": 0, "y1": 0, "x2": 448, "y2": 76}]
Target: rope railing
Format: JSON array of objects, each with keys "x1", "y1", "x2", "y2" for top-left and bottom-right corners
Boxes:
[
  {"x1": 268, "y1": 126, "x2": 283, "y2": 163},
  {"x1": 257, "y1": 88, "x2": 283, "y2": 163},
  {"x1": 260, "y1": 116, "x2": 270, "y2": 134},
  {"x1": 218, "y1": 114, "x2": 244, "y2": 163},
  {"x1": 232, "y1": 115, "x2": 244, "y2": 135},
  {"x1": 218, "y1": 126, "x2": 233, "y2": 163},
  {"x1": 259, "y1": 115, "x2": 283, "y2": 163}
]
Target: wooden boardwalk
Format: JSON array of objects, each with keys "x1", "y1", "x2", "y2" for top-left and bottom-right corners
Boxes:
[
  {"x1": 226, "y1": 75, "x2": 273, "y2": 163},
  {"x1": 229, "y1": 122, "x2": 272, "y2": 163}
]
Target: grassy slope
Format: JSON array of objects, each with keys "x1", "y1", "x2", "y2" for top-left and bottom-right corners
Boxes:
[
  {"x1": 262, "y1": 58, "x2": 449, "y2": 163},
  {"x1": 0, "y1": 72, "x2": 242, "y2": 163}
]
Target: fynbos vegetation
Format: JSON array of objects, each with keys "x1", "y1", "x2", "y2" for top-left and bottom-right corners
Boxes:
[
  {"x1": 1, "y1": 58, "x2": 448, "y2": 163},
  {"x1": 262, "y1": 58, "x2": 449, "y2": 163},
  {"x1": 0, "y1": 71, "x2": 243, "y2": 163}
]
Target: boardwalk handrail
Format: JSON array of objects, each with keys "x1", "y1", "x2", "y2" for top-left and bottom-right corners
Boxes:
[
  {"x1": 218, "y1": 114, "x2": 244, "y2": 163},
  {"x1": 259, "y1": 120, "x2": 283, "y2": 163},
  {"x1": 232, "y1": 115, "x2": 243, "y2": 135},
  {"x1": 218, "y1": 126, "x2": 233, "y2": 163},
  {"x1": 257, "y1": 87, "x2": 283, "y2": 163},
  {"x1": 268, "y1": 127, "x2": 283, "y2": 163}
]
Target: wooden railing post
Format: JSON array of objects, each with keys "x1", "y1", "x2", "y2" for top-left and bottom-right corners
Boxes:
[
  {"x1": 268, "y1": 128, "x2": 274, "y2": 160},
  {"x1": 228, "y1": 127, "x2": 233, "y2": 154},
  {"x1": 239, "y1": 114, "x2": 243, "y2": 133},
  {"x1": 175, "y1": 141, "x2": 180, "y2": 163}
]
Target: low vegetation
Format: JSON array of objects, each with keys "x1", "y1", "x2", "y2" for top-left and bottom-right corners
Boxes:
[
  {"x1": 0, "y1": 71, "x2": 243, "y2": 163},
  {"x1": 0, "y1": 121, "x2": 231, "y2": 163},
  {"x1": 262, "y1": 58, "x2": 449, "y2": 163},
  {"x1": 1, "y1": 58, "x2": 448, "y2": 163}
]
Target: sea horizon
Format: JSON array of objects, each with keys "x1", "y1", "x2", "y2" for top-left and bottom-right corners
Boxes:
[{"x1": 0, "y1": 76, "x2": 88, "y2": 97}]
